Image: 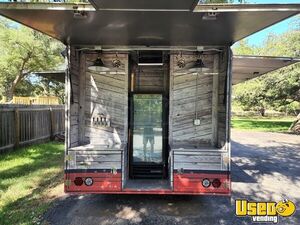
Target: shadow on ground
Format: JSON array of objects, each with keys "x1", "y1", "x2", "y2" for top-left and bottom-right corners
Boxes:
[{"x1": 42, "y1": 131, "x2": 300, "y2": 225}]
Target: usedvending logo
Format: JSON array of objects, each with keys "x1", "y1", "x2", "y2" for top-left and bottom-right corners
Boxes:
[{"x1": 235, "y1": 199, "x2": 296, "y2": 223}]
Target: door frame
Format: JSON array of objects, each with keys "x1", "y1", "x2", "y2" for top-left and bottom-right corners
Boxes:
[{"x1": 128, "y1": 91, "x2": 169, "y2": 179}]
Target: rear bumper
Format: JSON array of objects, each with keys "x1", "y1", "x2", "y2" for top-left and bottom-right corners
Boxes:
[{"x1": 64, "y1": 171, "x2": 230, "y2": 196}]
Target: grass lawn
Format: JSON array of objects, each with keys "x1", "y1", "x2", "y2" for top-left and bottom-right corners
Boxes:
[
  {"x1": 0, "y1": 142, "x2": 64, "y2": 225},
  {"x1": 231, "y1": 117, "x2": 294, "y2": 132}
]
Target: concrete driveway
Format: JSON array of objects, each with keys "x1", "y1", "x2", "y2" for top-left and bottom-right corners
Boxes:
[{"x1": 43, "y1": 130, "x2": 300, "y2": 225}]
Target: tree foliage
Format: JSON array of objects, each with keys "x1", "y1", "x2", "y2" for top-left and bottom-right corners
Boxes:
[
  {"x1": 0, "y1": 18, "x2": 65, "y2": 102},
  {"x1": 233, "y1": 19, "x2": 300, "y2": 116}
]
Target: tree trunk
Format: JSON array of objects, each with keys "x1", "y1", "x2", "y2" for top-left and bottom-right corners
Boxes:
[
  {"x1": 6, "y1": 73, "x2": 23, "y2": 102},
  {"x1": 6, "y1": 53, "x2": 32, "y2": 102},
  {"x1": 289, "y1": 113, "x2": 300, "y2": 134},
  {"x1": 259, "y1": 107, "x2": 265, "y2": 117}
]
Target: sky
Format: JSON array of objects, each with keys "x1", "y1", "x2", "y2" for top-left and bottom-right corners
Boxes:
[{"x1": 234, "y1": 0, "x2": 300, "y2": 46}]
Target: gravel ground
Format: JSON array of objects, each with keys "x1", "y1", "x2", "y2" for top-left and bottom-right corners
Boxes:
[{"x1": 43, "y1": 130, "x2": 300, "y2": 225}]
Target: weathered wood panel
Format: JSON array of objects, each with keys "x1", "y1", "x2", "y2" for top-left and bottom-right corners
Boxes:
[
  {"x1": 169, "y1": 53, "x2": 215, "y2": 147},
  {"x1": 67, "y1": 148, "x2": 122, "y2": 170},
  {"x1": 132, "y1": 65, "x2": 168, "y2": 92},
  {"x1": 84, "y1": 53, "x2": 129, "y2": 147},
  {"x1": 169, "y1": 51, "x2": 228, "y2": 150},
  {"x1": 173, "y1": 150, "x2": 228, "y2": 171},
  {"x1": 68, "y1": 47, "x2": 81, "y2": 148},
  {"x1": 217, "y1": 49, "x2": 228, "y2": 148}
]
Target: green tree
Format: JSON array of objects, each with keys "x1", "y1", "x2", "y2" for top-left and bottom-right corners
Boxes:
[
  {"x1": 34, "y1": 77, "x2": 65, "y2": 103},
  {"x1": 232, "y1": 19, "x2": 300, "y2": 120},
  {"x1": 233, "y1": 40, "x2": 259, "y2": 55},
  {"x1": 0, "y1": 18, "x2": 64, "y2": 101}
]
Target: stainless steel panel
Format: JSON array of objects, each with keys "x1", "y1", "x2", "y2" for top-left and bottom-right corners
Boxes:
[
  {"x1": 0, "y1": 3, "x2": 299, "y2": 46},
  {"x1": 232, "y1": 56, "x2": 300, "y2": 85},
  {"x1": 89, "y1": 0, "x2": 198, "y2": 10}
]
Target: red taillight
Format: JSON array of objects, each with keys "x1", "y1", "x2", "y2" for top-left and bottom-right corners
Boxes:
[
  {"x1": 212, "y1": 178, "x2": 221, "y2": 188},
  {"x1": 74, "y1": 177, "x2": 83, "y2": 186}
]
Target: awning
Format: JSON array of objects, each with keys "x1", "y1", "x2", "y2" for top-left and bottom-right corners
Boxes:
[
  {"x1": 34, "y1": 56, "x2": 300, "y2": 85},
  {"x1": 232, "y1": 56, "x2": 300, "y2": 85},
  {"x1": 34, "y1": 71, "x2": 66, "y2": 83},
  {"x1": 0, "y1": 3, "x2": 299, "y2": 46}
]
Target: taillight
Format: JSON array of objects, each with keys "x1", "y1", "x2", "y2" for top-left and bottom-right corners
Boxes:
[
  {"x1": 84, "y1": 177, "x2": 93, "y2": 186},
  {"x1": 74, "y1": 177, "x2": 83, "y2": 186},
  {"x1": 202, "y1": 178, "x2": 211, "y2": 188},
  {"x1": 212, "y1": 178, "x2": 221, "y2": 188}
]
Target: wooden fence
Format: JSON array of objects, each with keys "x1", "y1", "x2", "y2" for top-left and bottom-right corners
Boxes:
[
  {"x1": 0, "y1": 105, "x2": 65, "y2": 153},
  {"x1": 1, "y1": 96, "x2": 60, "y2": 105}
]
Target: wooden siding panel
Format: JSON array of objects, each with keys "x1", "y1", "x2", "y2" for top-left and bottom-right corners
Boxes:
[
  {"x1": 173, "y1": 150, "x2": 229, "y2": 171},
  {"x1": 169, "y1": 53, "x2": 215, "y2": 147},
  {"x1": 68, "y1": 47, "x2": 80, "y2": 147},
  {"x1": 217, "y1": 50, "x2": 228, "y2": 148},
  {"x1": 84, "y1": 53, "x2": 128, "y2": 147}
]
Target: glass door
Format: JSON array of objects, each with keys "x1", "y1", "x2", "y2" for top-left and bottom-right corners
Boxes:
[{"x1": 132, "y1": 94, "x2": 163, "y2": 164}]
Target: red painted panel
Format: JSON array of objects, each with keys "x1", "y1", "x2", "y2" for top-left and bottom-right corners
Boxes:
[
  {"x1": 65, "y1": 172, "x2": 231, "y2": 195},
  {"x1": 173, "y1": 172, "x2": 230, "y2": 194},
  {"x1": 65, "y1": 172, "x2": 122, "y2": 192}
]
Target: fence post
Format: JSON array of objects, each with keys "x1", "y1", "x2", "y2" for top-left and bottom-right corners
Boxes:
[
  {"x1": 14, "y1": 109, "x2": 20, "y2": 148},
  {"x1": 50, "y1": 107, "x2": 55, "y2": 140}
]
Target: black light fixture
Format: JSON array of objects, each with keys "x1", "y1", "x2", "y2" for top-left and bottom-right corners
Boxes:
[
  {"x1": 188, "y1": 57, "x2": 209, "y2": 73},
  {"x1": 88, "y1": 54, "x2": 110, "y2": 72}
]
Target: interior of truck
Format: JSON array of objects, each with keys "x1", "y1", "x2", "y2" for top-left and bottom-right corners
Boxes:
[{"x1": 128, "y1": 51, "x2": 170, "y2": 181}]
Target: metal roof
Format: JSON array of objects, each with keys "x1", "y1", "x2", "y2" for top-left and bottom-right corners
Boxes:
[
  {"x1": 232, "y1": 56, "x2": 300, "y2": 85},
  {"x1": 0, "y1": 3, "x2": 299, "y2": 46}
]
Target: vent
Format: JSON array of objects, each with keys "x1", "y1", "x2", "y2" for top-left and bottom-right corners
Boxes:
[
  {"x1": 132, "y1": 164, "x2": 164, "y2": 179},
  {"x1": 138, "y1": 51, "x2": 163, "y2": 66}
]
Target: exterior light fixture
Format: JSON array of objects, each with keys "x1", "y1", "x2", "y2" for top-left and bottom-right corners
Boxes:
[
  {"x1": 74, "y1": 177, "x2": 83, "y2": 186},
  {"x1": 176, "y1": 52, "x2": 186, "y2": 68},
  {"x1": 177, "y1": 58, "x2": 186, "y2": 68},
  {"x1": 88, "y1": 55, "x2": 110, "y2": 72},
  {"x1": 188, "y1": 58, "x2": 209, "y2": 73},
  {"x1": 212, "y1": 179, "x2": 221, "y2": 188},
  {"x1": 112, "y1": 53, "x2": 121, "y2": 68},
  {"x1": 202, "y1": 178, "x2": 211, "y2": 188},
  {"x1": 84, "y1": 177, "x2": 93, "y2": 186}
]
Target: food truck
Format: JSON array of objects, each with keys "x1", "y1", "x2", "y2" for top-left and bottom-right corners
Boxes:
[{"x1": 0, "y1": 1, "x2": 299, "y2": 195}]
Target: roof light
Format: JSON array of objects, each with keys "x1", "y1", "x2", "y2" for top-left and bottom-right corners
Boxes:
[{"x1": 137, "y1": 63, "x2": 164, "y2": 66}]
